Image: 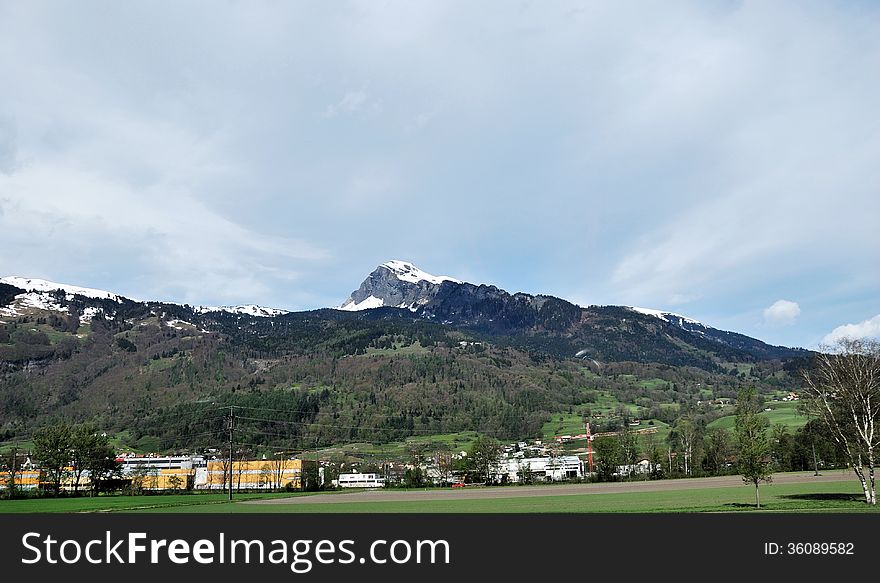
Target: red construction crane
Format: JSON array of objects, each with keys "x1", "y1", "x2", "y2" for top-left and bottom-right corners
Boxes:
[{"x1": 583, "y1": 415, "x2": 594, "y2": 474}]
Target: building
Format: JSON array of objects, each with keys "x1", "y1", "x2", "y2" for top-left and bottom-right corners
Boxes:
[
  {"x1": 199, "y1": 458, "x2": 314, "y2": 490},
  {"x1": 335, "y1": 473, "x2": 385, "y2": 488},
  {"x1": 0, "y1": 470, "x2": 41, "y2": 491},
  {"x1": 116, "y1": 455, "x2": 206, "y2": 491},
  {"x1": 615, "y1": 459, "x2": 659, "y2": 477},
  {"x1": 497, "y1": 456, "x2": 583, "y2": 483},
  {"x1": 118, "y1": 455, "x2": 206, "y2": 471}
]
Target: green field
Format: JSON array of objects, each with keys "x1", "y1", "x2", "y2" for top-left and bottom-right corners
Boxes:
[
  {"x1": 133, "y1": 481, "x2": 875, "y2": 514},
  {"x1": 3, "y1": 474, "x2": 872, "y2": 514},
  {"x1": 707, "y1": 401, "x2": 808, "y2": 431},
  {"x1": 0, "y1": 492, "x2": 315, "y2": 513},
  {"x1": 317, "y1": 431, "x2": 481, "y2": 460}
]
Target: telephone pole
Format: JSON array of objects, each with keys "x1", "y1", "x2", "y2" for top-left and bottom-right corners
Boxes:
[{"x1": 228, "y1": 406, "x2": 235, "y2": 502}]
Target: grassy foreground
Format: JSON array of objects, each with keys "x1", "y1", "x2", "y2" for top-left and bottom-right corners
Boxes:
[
  {"x1": 0, "y1": 492, "x2": 312, "y2": 513},
  {"x1": 3, "y1": 475, "x2": 875, "y2": 514}
]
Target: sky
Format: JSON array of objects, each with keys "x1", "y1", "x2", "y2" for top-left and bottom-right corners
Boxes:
[{"x1": 0, "y1": 1, "x2": 878, "y2": 350}]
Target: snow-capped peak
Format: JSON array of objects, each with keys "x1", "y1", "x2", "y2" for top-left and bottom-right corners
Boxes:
[
  {"x1": 193, "y1": 305, "x2": 289, "y2": 317},
  {"x1": 628, "y1": 306, "x2": 704, "y2": 327},
  {"x1": 381, "y1": 260, "x2": 462, "y2": 285},
  {"x1": 0, "y1": 276, "x2": 129, "y2": 302}
]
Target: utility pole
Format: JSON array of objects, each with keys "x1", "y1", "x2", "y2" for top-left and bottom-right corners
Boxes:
[
  {"x1": 7, "y1": 447, "x2": 18, "y2": 499},
  {"x1": 228, "y1": 406, "x2": 234, "y2": 502},
  {"x1": 315, "y1": 436, "x2": 320, "y2": 491}
]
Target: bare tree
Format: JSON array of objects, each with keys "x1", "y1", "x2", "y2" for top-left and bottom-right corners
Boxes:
[
  {"x1": 259, "y1": 463, "x2": 273, "y2": 489},
  {"x1": 271, "y1": 452, "x2": 287, "y2": 489},
  {"x1": 802, "y1": 338, "x2": 879, "y2": 505},
  {"x1": 436, "y1": 449, "x2": 454, "y2": 485},
  {"x1": 1, "y1": 447, "x2": 20, "y2": 498},
  {"x1": 675, "y1": 417, "x2": 699, "y2": 477},
  {"x1": 234, "y1": 448, "x2": 253, "y2": 491},
  {"x1": 216, "y1": 456, "x2": 231, "y2": 492}
]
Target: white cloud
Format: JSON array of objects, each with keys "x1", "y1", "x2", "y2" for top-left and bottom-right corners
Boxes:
[
  {"x1": 763, "y1": 299, "x2": 801, "y2": 326},
  {"x1": 0, "y1": 1, "x2": 877, "y2": 346},
  {"x1": 0, "y1": 160, "x2": 328, "y2": 305},
  {"x1": 322, "y1": 89, "x2": 377, "y2": 118},
  {"x1": 822, "y1": 315, "x2": 880, "y2": 345}
]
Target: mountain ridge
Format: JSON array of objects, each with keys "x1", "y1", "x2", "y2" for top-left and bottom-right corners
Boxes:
[
  {"x1": 0, "y1": 263, "x2": 812, "y2": 450},
  {"x1": 1, "y1": 262, "x2": 809, "y2": 368}
]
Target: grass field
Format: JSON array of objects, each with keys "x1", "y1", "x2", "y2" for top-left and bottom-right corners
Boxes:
[
  {"x1": 707, "y1": 401, "x2": 808, "y2": 431},
  {"x1": 134, "y1": 480, "x2": 876, "y2": 514},
  {"x1": 0, "y1": 492, "x2": 313, "y2": 513},
  {"x1": 317, "y1": 431, "x2": 481, "y2": 459},
  {"x1": 2, "y1": 473, "x2": 873, "y2": 514}
]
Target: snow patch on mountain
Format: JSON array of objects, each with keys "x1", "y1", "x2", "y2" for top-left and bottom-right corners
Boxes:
[
  {"x1": 194, "y1": 305, "x2": 289, "y2": 317},
  {"x1": 0, "y1": 291, "x2": 69, "y2": 318},
  {"x1": 628, "y1": 306, "x2": 704, "y2": 327},
  {"x1": 79, "y1": 306, "x2": 102, "y2": 324},
  {"x1": 1, "y1": 276, "x2": 129, "y2": 302},
  {"x1": 381, "y1": 260, "x2": 462, "y2": 285},
  {"x1": 339, "y1": 295, "x2": 385, "y2": 311}
]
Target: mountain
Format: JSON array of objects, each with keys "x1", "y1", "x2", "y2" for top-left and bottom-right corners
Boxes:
[
  {"x1": 340, "y1": 260, "x2": 462, "y2": 311},
  {"x1": 0, "y1": 276, "x2": 288, "y2": 320},
  {"x1": 0, "y1": 264, "x2": 813, "y2": 452},
  {"x1": 337, "y1": 261, "x2": 808, "y2": 367},
  {"x1": 1, "y1": 265, "x2": 809, "y2": 370}
]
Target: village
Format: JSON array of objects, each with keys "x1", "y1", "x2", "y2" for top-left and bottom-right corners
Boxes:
[{"x1": 1, "y1": 429, "x2": 665, "y2": 495}]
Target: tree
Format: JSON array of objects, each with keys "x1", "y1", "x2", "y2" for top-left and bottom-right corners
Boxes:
[
  {"x1": 703, "y1": 428, "x2": 731, "y2": 476},
  {"x1": 617, "y1": 423, "x2": 638, "y2": 478},
  {"x1": 270, "y1": 452, "x2": 289, "y2": 490},
  {"x1": 468, "y1": 435, "x2": 501, "y2": 484},
  {"x1": 403, "y1": 467, "x2": 425, "y2": 488},
  {"x1": 735, "y1": 387, "x2": 772, "y2": 508},
  {"x1": 128, "y1": 465, "x2": 149, "y2": 495},
  {"x1": 671, "y1": 417, "x2": 699, "y2": 476},
  {"x1": 87, "y1": 453, "x2": 121, "y2": 495},
  {"x1": 435, "y1": 449, "x2": 454, "y2": 486},
  {"x1": 643, "y1": 433, "x2": 665, "y2": 480},
  {"x1": 593, "y1": 436, "x2": 621, "y2": 482},
  {"x1": 259, "y1": 463, "x2": 273, "y2": 488},
  {"x1": 802, "y1": 338, "x2": 880, "y2": 505},
  {"x1": 70, "y1": 423, "x2": 109, "y2": 494},
  {"x1": 770, "y1": 424, "x2": 792, "y2": 471},
  {"x1": 168, "y1": 474, "x2": 184, "y2": 492},
  {"x1": 300, "y1": 461, "x2": 320, "y2": 491},
  {"x1": 33, "y1": 423, "x2": 73, "y2": 494},
  {"x1": 1, "y1": 447, "x2": 20, "y2": 498},
  {"x1": 518, "y1": 459, "x2": 536, "y2": 484}
]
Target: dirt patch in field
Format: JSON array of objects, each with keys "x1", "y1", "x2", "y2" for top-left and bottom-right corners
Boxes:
[{"x1": 244, "y1": 471, "x2": 856, "y2": 506}]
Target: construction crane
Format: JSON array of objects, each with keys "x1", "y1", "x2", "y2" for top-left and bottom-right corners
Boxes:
[{"x1": 583, "y1": 415, "x2": 594, "y2": 474}]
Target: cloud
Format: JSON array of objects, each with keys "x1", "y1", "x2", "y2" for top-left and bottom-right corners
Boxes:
[
  {"x1": 822, "y1": 315, "x2": 880, "y2": 345},
  {"x1": 0, "y1": 160, "x2": 328, "y2": 306},
  {"x1": 763, "y1": 300, "x2": 801, "y2": 326},
  {"x1": 322, "y1": 89, "x2": 378, "y2": 118},
  {"x1": 0, "y1": 1, "x2": 878, "y2": 348}
]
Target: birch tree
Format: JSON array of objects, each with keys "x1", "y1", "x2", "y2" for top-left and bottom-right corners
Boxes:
[
  {"x1": 735, "y1": 387, "x2": 772, "y2": 508},
  {"x1": 802, "y1": 338, "x2": 879, "y2": 505}
]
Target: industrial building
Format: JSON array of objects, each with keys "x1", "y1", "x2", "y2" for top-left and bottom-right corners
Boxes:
[
  {"x1": 335, "y1": 473, "x2": 385, "y2": 488},
  {"x1": 497, "y1": 456, "x2": 584, "y2": 483}
]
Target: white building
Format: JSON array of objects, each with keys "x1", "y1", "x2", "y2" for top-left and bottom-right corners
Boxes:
[
  {"x1": 335, "y1": 473, "x2": 385, "y2": 488},
  {"x1": 118, "y1": 455, "x2": 206, "y2": 473},
  {"x1": 615, "y1": 459, "x2": 659, "y2": 477},
  {"x1": 497, "y1": 456, "x2": 583, "y2": 483}
]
